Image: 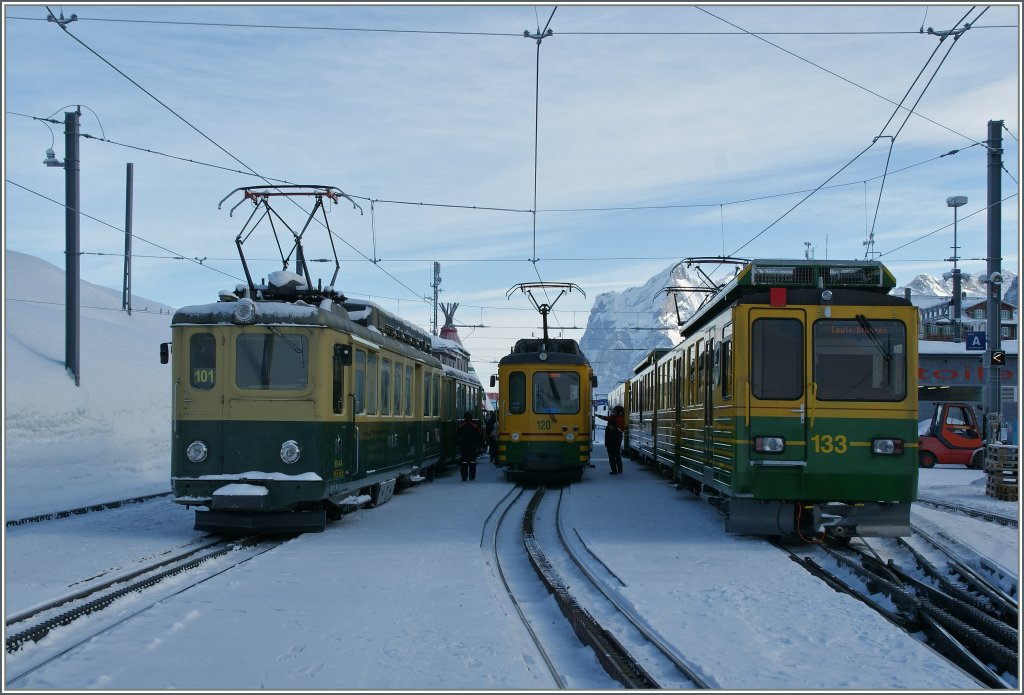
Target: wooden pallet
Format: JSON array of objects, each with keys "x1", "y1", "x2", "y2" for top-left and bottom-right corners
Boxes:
[
  {"x1": 986, "y1": 480, "x2": 1018, "y2": 502},
  {"x1": 986, "y1": 444, "x2": 1019, "y2": 462}
]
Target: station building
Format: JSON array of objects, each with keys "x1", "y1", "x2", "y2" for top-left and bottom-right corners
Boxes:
[{"x1": 912, "y1": 292, "x2": 1019, "y2": 443}]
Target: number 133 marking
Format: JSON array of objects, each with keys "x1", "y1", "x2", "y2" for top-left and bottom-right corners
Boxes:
[{"x1": 811, "y1": 434, "x2": 848, "y2": 454}]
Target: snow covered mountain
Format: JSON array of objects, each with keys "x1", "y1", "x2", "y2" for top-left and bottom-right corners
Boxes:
[
  {"x1": 579, "y1": 261, "x2": 742, "y2": 395},
  {"x1": 894, "y1": 271, "x2": 1019, "y2": 305},
  {"x1": 580, "y1": 261, "x2": 1018, "y2": 396}
]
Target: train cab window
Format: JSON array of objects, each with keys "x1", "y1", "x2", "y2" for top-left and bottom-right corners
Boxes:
[
  {"x1": 405, "y1": 365, "x2": 413, "y2": 416},
  {"x1": 509, "y1": 371, "x2": 526, "y2": 414},
  {"x1": 235, "y1": 332, "x2": 308, "y2": 390},
  {"x1": 381, "y1": 359, "x2": 392, "y2": 415},
  {"x1": 367, "y1": 352, "x2": 379, "y2": 414},
  {"x1": 354, "y1": 349, "x2": 366, "y2": 413},
  {"x1": 533, "y1": 371, "x2": 580, "y2": 414},
  {"x1": 813, "y1": 319, "x2": 906, "y2": 401},
  {"x1": 189, "y1": 333, "x2": 216, "y2": 389},
  {"x1": 751, "y1": 319, "x2": 803, "y2": 400}
]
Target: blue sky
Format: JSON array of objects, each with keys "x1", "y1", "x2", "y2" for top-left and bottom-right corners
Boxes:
[{"x1": 3, "y1": 2, "x2": 1020, "y2": 381}]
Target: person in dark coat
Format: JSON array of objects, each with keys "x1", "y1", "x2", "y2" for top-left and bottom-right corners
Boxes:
[
  {"x1": 595, "y1": 405, "x2": 626, "y2": 474},
  {"x1": 455, "y1": 411, "x2": 484, "y2": 481},
  {"x1": 484, "y1": 410, "x2": 498, "y2": 463}
]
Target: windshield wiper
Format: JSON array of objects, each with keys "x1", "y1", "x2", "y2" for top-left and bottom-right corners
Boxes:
[{"x1": 856, "y1": 314, "x2": 892, "y2": 362}]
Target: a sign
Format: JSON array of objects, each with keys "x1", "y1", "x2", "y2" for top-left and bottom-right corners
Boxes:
[
  {"x1": 965, "y1": 332, "x2": 986, "y2": 351},
  {"x1": 991, "y1": 350, "x2": 1006, "y2": 367}
]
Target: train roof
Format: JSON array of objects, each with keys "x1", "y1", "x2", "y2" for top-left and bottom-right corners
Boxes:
[
  {"x1": 172, "y1": 290, "x2": 440, "y2": 362},
  {"x1": 498, "y1": 337, "x2": 591, "y2": 366},
  {"x1": 679, "y1": 258, "x2": 900, "y2": 338}
]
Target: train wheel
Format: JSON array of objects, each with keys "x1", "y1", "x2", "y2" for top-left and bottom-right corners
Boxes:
[
  {"x1": 918, "y1": 451, "x2": 936, "y2": 468},
  {"x1": 968, "y1": 449, "x2": 985, "y2": 469}
]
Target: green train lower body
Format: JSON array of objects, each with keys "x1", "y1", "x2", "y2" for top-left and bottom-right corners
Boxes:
[
  {"x1": 172, "y1": 418, "x2": 446, "y2": 533},
  {"x1": 627, "y1": 412, "x2": 917, "y2": 539},
  {"x1": 501, "y1": 438, "x2": 591, "y2": 484}
]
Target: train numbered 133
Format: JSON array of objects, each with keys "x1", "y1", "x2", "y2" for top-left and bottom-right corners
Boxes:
[
  {"x1": 163, "y1": 186, "x2": 483, "y2": 533},
  {"x1": 492, "y1": 283, "x2": 597, "y2": 483},
  {"x1": 610, "y1": 257, "x2": 919, "y2": 541}
]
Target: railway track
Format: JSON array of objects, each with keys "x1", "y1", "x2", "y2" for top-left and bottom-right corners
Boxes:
[
  {"x1": 783, "y1": 529, "x2": 1018, "y2": 690},
  {"x1": 915, "y1": 494, "x2": 1019, "y2": 528},
  {"x1": 5, "y1": 492, "x2": 173, "y2": 527},
  {"x1": 5, "y1": 535, "x2": 288, "y2": 686},
  {"x1": 529, "y1": 485, "x2": 711, "y2": 689}
]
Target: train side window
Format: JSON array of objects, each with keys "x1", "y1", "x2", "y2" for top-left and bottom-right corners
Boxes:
[
  {"x1": 432, "y1": 374, "x2": 440, "y2": 416},
  {"x1": 509, "y1": 371, "x2": 526, "y2": 414},
  {"x1": 423, "y1": 372, "x2": 431, "y2": 416},
  {"x1": 366, "y1": 352, "x2": 379, "y2": 415},
  {"x1": 392, "y1": 360, "x2": 401, "y2": 416},
  {"x1": 332, "y1": 344, "x2": 347, "y2": 414},
  {"x1": 405, "y1": 365, "x2": 413, "y2": 416},
  {"x1": 721, "y1": 340, "x2": 733, "y2": 399},
  {"x1": 751, "y1": 318, "x2": 803, "y2": 400},
  {"x1": 354, "y1": 349, "x2": 366, "y2": 413},
  {"x1": 381, "y1": 358, "x2": 392, "y2": 415},
  {"x1": 190, "y1": 333, "x2": 216, "y2": 389}
]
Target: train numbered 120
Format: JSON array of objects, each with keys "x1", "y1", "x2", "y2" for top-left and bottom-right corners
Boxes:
[
  {"x1": 610, "y1": 257, "x2": 919, "y2": 541},
  {"x1": 492, "y1": 283, "x2": 596, "y2": 483},
  {"x1": 163, "y1": 186, "x2": 483, "y2": 533}
]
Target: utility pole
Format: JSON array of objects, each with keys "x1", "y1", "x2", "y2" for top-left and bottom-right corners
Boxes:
[
  {"x1": 122, "y1": 163, "x2": 134, "y2": 316},
  {"x1": 984, "y1": 119, "x2": 1004, "y2": 440},
  {"x1": 430, "y1": 261, "x2": 441, "y2": 335},
  {"x1": 64, "y1": 108, "x2": 81, "y2": 386}
]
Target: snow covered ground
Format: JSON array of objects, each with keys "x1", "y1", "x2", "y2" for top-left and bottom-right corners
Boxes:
[{"x1": 3, "y1": 251, "x2": 1020, "y2": 690}]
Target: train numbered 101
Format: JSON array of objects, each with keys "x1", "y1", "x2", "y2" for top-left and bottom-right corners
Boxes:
[
  {"x1": 609, "y1": 257, "x2": 919, "y2": 541},
  {"x1": 163, "y1": 186, "x2": 483, "y2": 533}
]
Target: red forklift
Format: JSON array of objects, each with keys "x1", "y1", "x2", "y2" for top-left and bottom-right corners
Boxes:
[{"x1": 918, "y1": 402, "x2": 985, "y2": 468}]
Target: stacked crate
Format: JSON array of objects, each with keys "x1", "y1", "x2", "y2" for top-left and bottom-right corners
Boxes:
[{"x1": 984, "y1": 444, "x2": 1018, "y2": 502}]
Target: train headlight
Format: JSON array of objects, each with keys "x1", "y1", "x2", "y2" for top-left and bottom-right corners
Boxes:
[
  {"x1": 280, "y1": 440, "x2": 302, "y2": 464},
  {"x1": 511, "y1": 432, "x2": 521, "y2": 441},
  {"x1": 232, "y1": 298, "x2": 257, "y2": 324},
  {"x1": 186, "y1": 440, "x2": 208, "y2": 463},
  {"x1": 872, "y1": 438, "x2": 904, "y2": 455},
  {"x1": 753, "y1": 436, "x2": 785, "y2": 453},
  {"x1": 565, "y1": 432, "x2": 576, "y2": 442}
]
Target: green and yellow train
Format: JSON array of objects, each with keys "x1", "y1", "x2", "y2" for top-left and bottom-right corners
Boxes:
[
  {"x1": 165, "y1": 186, "x2": 483, "y2": 533},
  {"x1": 611, "y1": 258, "x2": 919, "y2": 540},
  {"x1": 492, "y1": 283, "x2": 596, "y2": 483}
]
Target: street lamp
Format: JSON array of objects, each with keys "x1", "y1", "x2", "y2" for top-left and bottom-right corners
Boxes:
[{"x1": 945, "y1": 195, "x2": 967, "y2": 342}]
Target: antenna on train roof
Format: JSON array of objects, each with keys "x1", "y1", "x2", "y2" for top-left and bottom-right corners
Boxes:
[{"x1": 507, "y1": 282, "x2": 584, "y2": 344}]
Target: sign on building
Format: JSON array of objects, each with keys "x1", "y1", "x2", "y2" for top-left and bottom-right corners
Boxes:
[{"x1": 965, "y1": 331, "x2": 986, "y2": 351}]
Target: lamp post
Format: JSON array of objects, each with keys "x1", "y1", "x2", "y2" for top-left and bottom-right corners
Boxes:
[
  {"x1": 43, "y1": 107, "x2": 81, "y2": 386},
  {"x1": 945, "y1": 195, "x2": 967, "y2": 342}
]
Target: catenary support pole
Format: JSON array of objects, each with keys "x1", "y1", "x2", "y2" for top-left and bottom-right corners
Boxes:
[
  {"x1": 64, "y1": 108, "x2": 81, "y2": 386},
  {"x1": 985, "y1": 119, "x2": 1003, "y2": 439},
  {"x1": 123, "y1": 162, "x2": 133, "y2": 316}
]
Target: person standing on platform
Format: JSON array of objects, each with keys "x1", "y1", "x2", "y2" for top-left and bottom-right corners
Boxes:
[
  {"x1": 456, "y1": 412, "x2": 484, "y2": 481},
  {"x1": 596, "y1": 405, "x2": 626, "y2": 474}
]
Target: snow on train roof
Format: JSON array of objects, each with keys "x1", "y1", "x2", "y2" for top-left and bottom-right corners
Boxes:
[
  {"x1": 173, "y1": 300, "x2": 320, "y2": 323},
  {"x1": 431, "y1": 334, "x2": 470, "y2": 357}
]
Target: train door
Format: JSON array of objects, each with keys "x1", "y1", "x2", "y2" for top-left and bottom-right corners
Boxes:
[
  {"x1": 175, "y1": 328, "x2": 224, "y2": 468},
  {"x1": 701, "y1": 332, "x2": 715, "y2": 469},
  {"x1": 747, "y1": 309, "x2": 808, "y2": 494}
]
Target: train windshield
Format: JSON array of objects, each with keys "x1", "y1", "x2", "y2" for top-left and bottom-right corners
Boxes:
[
  {"x1": 813, "y1": 318, "x2": 906, "y2": 401},
  {"x1": 236, "y1": 332, "x2": 309, "y2": 390},
  {"x1": 532, "y1": 372, "x2": 580, "y2": 414}
]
